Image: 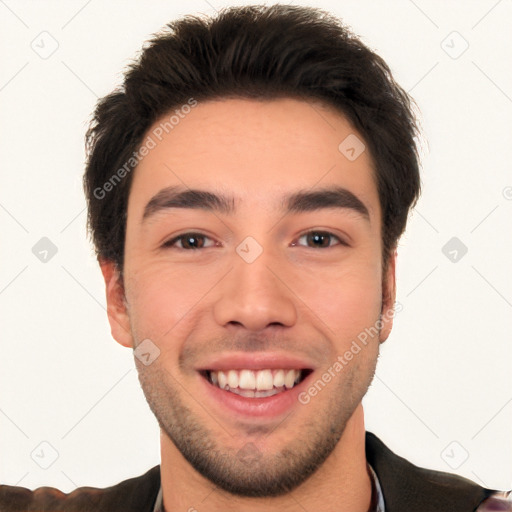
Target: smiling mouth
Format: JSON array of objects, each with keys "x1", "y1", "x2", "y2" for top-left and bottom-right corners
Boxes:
[{"x1": 200, "y1": 368, "x2": 313, "y2": 398}]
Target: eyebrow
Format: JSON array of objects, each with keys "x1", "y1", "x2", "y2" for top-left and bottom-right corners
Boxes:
[{"x1": 142, "y1": 185, "x2": 370, "y2": 222}]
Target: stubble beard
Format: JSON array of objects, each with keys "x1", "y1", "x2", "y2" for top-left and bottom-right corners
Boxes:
[{"x1": 135, "y1": 345, "x2": 378, "y2": 497}]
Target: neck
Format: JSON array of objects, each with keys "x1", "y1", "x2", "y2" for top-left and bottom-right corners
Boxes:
[{"x1": 159, "y1": 405, "x2": 372, "y2": 512}]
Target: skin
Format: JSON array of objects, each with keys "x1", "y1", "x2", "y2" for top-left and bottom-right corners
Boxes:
[{"x1": 101, "y1": 98, "x2": 396, "y2": 512}]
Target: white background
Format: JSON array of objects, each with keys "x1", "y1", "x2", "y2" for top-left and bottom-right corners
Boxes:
[{"x1": 1, "y1": 0, "x2": 511, "y2": 494}]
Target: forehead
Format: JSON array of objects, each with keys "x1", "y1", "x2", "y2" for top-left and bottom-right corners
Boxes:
[{"x1": 128, "y1": 97, "x2": 379, "y2": 222}]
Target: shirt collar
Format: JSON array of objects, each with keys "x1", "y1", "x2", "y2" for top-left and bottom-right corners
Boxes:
[
  {"x1": 153, "y1": 484, "x2": 163, "y2": 512},
  {"x1": 368, "y1": 462, "x2": 386, "y2": 512}
]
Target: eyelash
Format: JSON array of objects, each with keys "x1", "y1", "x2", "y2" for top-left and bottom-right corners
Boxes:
[{"x1": 162, "y1": 231, "x2": 348, "y2": 250}]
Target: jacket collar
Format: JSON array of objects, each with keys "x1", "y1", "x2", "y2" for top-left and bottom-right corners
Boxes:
[{"x1": 365, "y1": 431, "x2": 492, "y2": 512}]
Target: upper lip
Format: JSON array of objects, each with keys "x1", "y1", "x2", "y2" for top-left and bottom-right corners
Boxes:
[{"x1": 195, "y1": 352, "x2": 316, "y2": 372}]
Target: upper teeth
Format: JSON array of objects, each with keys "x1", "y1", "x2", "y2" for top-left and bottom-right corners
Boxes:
[{"x1": 210, "y1": 369, "x2": 301, "y2": 391}]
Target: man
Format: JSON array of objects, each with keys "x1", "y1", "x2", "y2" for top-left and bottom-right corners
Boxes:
[{"x1": 1, "y1": 4, "x2": 509, "y2": 511}]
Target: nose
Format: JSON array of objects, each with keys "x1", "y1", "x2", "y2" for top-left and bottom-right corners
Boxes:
[{"x1": 212, "y1": 250, "x2": 298, "y2": 331}]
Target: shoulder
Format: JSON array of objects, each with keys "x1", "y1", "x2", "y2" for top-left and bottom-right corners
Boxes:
[
  {"x1": 365, "y1": 431, "x2": 503, "y2": 512},
  {"x1": 0, "y1": 465, "x2": 160, "y2": 512}
]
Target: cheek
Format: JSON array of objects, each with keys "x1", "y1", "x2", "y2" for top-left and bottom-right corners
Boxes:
[
  {"x1": 296, "y1": 266, "x2": 382, "y2": 341},
  {"x1": 124, "y1": 260, "x2": 220, "y2": 340}
]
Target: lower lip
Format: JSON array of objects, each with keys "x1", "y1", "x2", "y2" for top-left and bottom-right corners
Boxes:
[{"x1": 198, "y1": 371, "x2": 313, "y2": 419}]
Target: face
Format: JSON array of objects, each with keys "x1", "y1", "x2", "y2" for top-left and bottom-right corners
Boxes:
[{"x1": 102, "y1": 98, "x2": 396, "y2": 497}]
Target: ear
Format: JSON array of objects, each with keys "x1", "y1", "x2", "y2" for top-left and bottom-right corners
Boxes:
[
  {"x1": 379, "y1": 249, "x2": 397, "y2": 344},
  {"x1": 99, "y1": 259, "x2": 134, "y2": 349}
]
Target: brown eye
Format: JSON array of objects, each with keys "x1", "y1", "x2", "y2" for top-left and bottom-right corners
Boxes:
[
  {"x1": 163, "y1": 233, "x2": 214, "y2": 250},
  {"x1": 295, "y1": 231, "x2": 345, "y2": 249}
]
